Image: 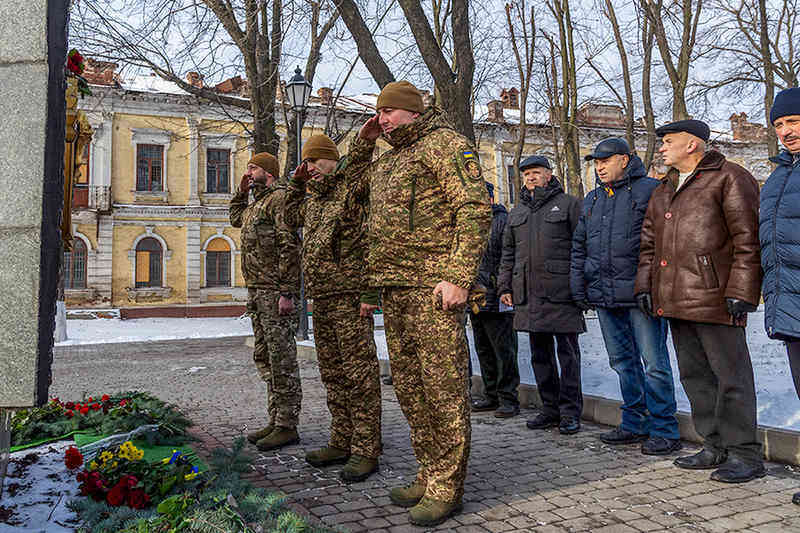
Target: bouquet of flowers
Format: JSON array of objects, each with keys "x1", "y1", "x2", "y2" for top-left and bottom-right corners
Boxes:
[
  {"x1": 67, "y1": 441, "x2": 200, "y2": 510},
  {"x1": 66, "y1": 48, "x2": 91, "y2": 97}
]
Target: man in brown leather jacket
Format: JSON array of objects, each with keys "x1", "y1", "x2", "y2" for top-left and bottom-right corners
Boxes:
[{"x1": 635, "y1": 119, "x2": 763, "y2": 483}]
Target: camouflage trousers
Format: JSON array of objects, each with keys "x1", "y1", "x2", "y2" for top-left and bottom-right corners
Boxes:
[
  {"x1": 248, "y1": 288, "x2": 302, "y2": 429},
  {"x1": 314, "y1": 294, "x2": 382, "y2": 458},
  {"x1": 382, "y1": 287, "x2": 471, "y2": 504}
]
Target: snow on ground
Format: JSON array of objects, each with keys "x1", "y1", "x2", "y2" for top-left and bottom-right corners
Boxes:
[
  {"x1": 56, "y1": 312, "x2": 799, "y2": 431},
  {"x1": 55, "y1": 315, "x2": 254, "y2": 345},
  {"x1": 2, "y1": 441, "x2": 80, "y2": 532}
]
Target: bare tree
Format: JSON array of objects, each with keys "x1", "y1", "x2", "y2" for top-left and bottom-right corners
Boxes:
[
  {"x1": 74, "y1": 0, "x2": 338, "y2": 159},
  {"x1": 641, "y1": 0, "x2": 706, "y2": 121},
  {"x1": 639, "y1": 3, "x2": 658, "y2": 169},
  {"x1": 585, "y1": 0, "x2": 636, "y2": 152},
  {"x1": 698, "y1": 0, "x2": 800, "y2": 157},
  {"x1": 504, "y1": 1, "x2": 536, "y2": 196},
  {"x1": 334, "y1": 0, "x2": 477, "y2": 143},
  {"x1": 545, "y1": 0, "x2": 583, "y2": 197}
]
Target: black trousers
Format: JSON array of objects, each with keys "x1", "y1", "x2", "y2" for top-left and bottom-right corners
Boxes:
[
  {"x1": 669, "y1": 319, "x2": 762, "y2": 463},
  {"x1": 529, "y1": 332, "x2": 582, "y2": 418},
  {"x1": 787, "y1": 340, "x2": 800, "y2": 398},
  {"x1": 471, "y1": 312, "x2": 520, "y2": 407}
]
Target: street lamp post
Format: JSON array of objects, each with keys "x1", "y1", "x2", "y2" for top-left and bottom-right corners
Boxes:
[{"x1": 285, "y1": 66, "x2": 312, "y2": 340}]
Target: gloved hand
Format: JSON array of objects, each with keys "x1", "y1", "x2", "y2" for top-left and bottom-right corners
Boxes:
[
  {"x1": 239, "y1": 174, "x2": 252, "y2": 193},
  {"x1": 726, "y1": 298, "x2": 757, "y2": 320},
  {"x1": 293, "y1": 161, "x2": 310, "y2": 183},
  {"x1": 576, "y1": 300, "x2": 593, "y2": 312},
  {"x1": 636, "y1": 292, "x2": 653, "y2": 317}
]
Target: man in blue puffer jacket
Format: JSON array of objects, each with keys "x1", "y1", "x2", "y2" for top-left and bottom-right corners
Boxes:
[
  {"x1": 760, "y1": 87, "x2": 800, "y2": 504},
  {"x1": 571, "y1": 138, "x2": 681, "y2": 456}
]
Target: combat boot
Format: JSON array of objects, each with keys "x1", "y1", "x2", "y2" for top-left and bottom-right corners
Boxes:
[
  {"x1": 246, "y1": 423, "x2": 274, "y2": 444},
  {"x1": 339, "y1": 455, "x2": 378, "y2": 482},
  {"x1": 255, "y1": 426, "x2": 299, "y2": 451},
  {"x1": 408, "y1": 497, "x2": 463, "y2": 527},
  {"x1": 305, "y1": 446, "x2": 349, "y2": 467},
  {"x1": 389, "y1": 481, "x2": 426, "y2": 508}
]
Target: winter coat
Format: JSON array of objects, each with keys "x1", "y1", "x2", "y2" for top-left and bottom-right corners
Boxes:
[
  {"x1": 571, "y1": 155, "x2": 660, "y2": 308},
  {"x1": 760, "y1": 150, "x2": 800, "y2": 340},
  {"x1": 348, "y1": 107, "x2": 492, "y2": 289},
  {"x1": 474, "y1": 203, "x2": 509, "y2": 312},
  {"x1": 284, "y1": 154, "x2": 374, "y2": 302},
  {"x1": 634, "y1": 150, "x2": 761, "y2": 326},
  {"x1": 230, "y1": 182, "x2": 300, "y2": 294},
  {"x1": 498, "y1": 178, "x2": 585, "y2": 333}
]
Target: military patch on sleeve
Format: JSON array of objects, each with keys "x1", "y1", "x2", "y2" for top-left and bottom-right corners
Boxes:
[{"x1": 455, "y1": 150, "x2": 483, "y2": 183}]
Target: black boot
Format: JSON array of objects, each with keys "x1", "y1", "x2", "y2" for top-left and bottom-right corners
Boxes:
[
  {"x1": 674, "y1": 448, "x2": 727, "y2": 470},
  {"x1": 526, "y1": 413, "x2": 559, "y2": 430},
  {"x1": 710, "y1": 456, "x2": 766, "y2": 483}
]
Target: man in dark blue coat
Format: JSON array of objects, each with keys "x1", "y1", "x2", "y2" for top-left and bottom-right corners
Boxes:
[
  {"x1": 571, "y1": 138, "x2": 681, "y2": 455},
  {"x1": 760, "y1": 87, "x2": 800, "y2": 503},
  {"x1": 470, "y1": 181, "x2": 520, "y2": 418}
]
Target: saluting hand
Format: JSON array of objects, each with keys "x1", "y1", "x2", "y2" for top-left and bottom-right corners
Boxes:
[
  {"x1": 359, "y1": 114, "x2": 381, "y2": 141},
  {"x1": 293, "y1": 161, "x2": 310, "y2": 183},
  {"x1": 239, "y1": 174, "x2": 252, "y2": 192}
]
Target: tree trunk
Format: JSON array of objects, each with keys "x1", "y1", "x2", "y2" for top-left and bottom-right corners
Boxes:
[
  {"x1": 641, "y1": 11, "x2": 657, "y2": 171},
  {"x1": 334, "y1": 0, "x2": 395, "y2": 88},
  {"x1": 759, "y1": 0, "x2": 779, "y2": 159}
]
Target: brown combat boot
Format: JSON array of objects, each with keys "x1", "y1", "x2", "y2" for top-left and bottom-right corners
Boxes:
[
  {"x1": 246, "y1": 423, "x2": 273, "y2": 444},
  {"x1": 305, "y1": 446, "x2": 349, "y2": 467},
  {"x1": 408, "y1": 497, "x2": 463, "y2": 527},
  {"x1": 255, "y1": 427, "x2": 299, "y2": 451},
  {"x1": 389, "y1": 481, "x2": 426, "y2": 508},
  {"x1": 339, "y1": 455, "x2": 378, "y2": 482}
]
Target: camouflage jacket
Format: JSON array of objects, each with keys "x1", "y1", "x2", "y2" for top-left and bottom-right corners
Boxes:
[
  {"x1": 229, "y1": 182, "x2": 300, "y2": 294},
  {"x1": 285, "y1": 156, "x2": 376, "y2": 302},
  {"x1": 349, "y1": 107, "x2": 492, "y2": 289}
]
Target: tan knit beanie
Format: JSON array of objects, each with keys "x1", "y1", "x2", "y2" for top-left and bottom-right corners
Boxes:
[
  {"x1": 376, "y1": 81, "x2": 425, "y2": 113},
  {"x1": 248, "y1": 152, "x2": 279, "y2": 178},
  {"x1": 302, "y1": 134, "x2": 340, "y2": 162}
]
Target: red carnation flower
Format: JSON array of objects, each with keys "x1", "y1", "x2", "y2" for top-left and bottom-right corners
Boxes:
[
  {"x1": 127, "y1": 489, "x2": 150, "y2": 509},
  {"x1": 87, "y1": 397, "x2": 94, "y2": 402},
  {"x1": 65, "y1": 410, "x2": 74, "y2": 418},
  {"x1": 65, "y1": 402, "x2": 75, "y2": 409},
  {"x1": 106, "y1": 482, "x2": 127, "y2": 507},
  {"x1": 90, "y1": 403, "x2": 101, "y2": 411},
  {"x1": 119, "y1": 399, "x2": 128, "y2": 407},
  {"x1": 64, "y1": 446, "x2": 83, "y2": 470},
  {"x1": 101, "y1": 394, "x2": 110, "y2": 402},
  {"x1": 80, "y1": 406, "x2": 89, "y2": 415}
]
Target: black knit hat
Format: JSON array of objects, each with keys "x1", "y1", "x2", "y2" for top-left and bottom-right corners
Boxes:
[{"x1": 770, "y1": 88, "x2": 800, "y2": 125}]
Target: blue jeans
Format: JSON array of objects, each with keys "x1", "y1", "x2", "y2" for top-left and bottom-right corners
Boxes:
[{"x1": 596, "y1": 307, "x2": 679, "y2": 439}]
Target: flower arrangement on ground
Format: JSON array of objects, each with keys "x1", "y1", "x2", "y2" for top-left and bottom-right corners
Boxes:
[
  {"x1": 67, "y1": 441, "x2": 200, "y2": 511},
  {"x1": 11, "y1": 391, "x2": 192, "y2": 449}
]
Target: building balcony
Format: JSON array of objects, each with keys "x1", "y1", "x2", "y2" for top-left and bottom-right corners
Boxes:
[{"x1": 73, "y1": 185, "x2": 112, "y2": 212}]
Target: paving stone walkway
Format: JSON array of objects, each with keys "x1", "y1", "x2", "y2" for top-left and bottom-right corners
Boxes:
[{"x1": 52, "y1": 338, "x2": 800, "y2": 532}]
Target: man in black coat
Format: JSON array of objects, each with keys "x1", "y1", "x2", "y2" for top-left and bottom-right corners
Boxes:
[
  {"x1": 470, "y1": 181, "x2": 520, "y2": 418},
  {"x1": 498, "y1": 155, "x2": 585, "y2": 435}
]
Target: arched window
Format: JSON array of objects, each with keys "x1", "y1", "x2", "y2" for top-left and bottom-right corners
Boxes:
[
  {"x1": 64, "y1": 239, "x2": 87, "y2": 289},
  {"x1": 135, "y1": 237, "x2": 162, "y2": 287},
  {"x1": 205, "y1": 238, "x2": 231, "y2": 287}
]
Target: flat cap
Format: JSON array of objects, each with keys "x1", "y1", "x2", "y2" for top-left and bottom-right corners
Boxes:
[
  {"x1": 655, "y1": 119, "x2": 710, "y2": 142},
  {"x1": 585, "y1": 137, "x2": 630, "y2": 161},
  {"x1": 519, "y1": 155, "x2": 551, "y2": 170}
]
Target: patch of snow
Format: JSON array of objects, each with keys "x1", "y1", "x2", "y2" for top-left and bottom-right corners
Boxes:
[
  {"x1": 55, "y1": 316, "x2": 254, "y2": 346},
  {"x1": 2, "y1": 441, "x2": 80, "y2": 532},
  {"x1": 187, "y1": 367, "x2": 207, "y2": 374}
]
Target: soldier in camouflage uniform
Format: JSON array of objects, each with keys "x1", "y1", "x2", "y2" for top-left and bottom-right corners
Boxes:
[
  {"x1": 284, "y1": 134, "x2": 382, "y2": 482},
  {"x1": 230, "y1": 152, "x2": 302, "y2": 451},
  {"x1": 348, "y1": 81, "x2": 492, "y2": 527}
]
